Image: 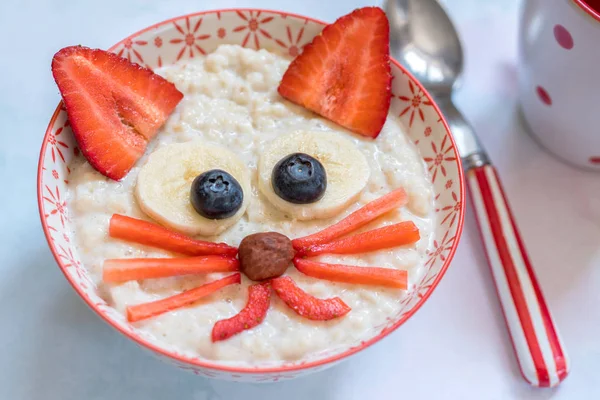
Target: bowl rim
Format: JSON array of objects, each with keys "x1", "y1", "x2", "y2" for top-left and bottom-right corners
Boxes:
[{"x1": 37, "y1": 7, "x2": 465, "y2": 375}]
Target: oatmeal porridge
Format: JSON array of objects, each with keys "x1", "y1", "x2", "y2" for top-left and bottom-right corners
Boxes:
[{"x1": 65, "y1": 44, "x2": 435, "y2": 366}]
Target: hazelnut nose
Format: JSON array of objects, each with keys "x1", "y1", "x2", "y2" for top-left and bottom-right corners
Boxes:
[{"x1": 238, "y1": 232, "x2": 295, "y2": 281}]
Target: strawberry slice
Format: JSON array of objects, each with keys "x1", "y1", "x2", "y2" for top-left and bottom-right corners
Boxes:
[
  {"x1": 271, "y1": 276, "x2": 350, "y2": 320},
  {"x1": 212, "y1": 283, "x2": 271, "y2": 342},
  {"x1": 299, "y1": 221, "x2": 420, "y2": 257},
  {"x1": 278, "y1": 7, "x2": 391, "y2": 138},
  {"x1": 293, "y1": 258, "x2": 407, "y2": 289},
  {"x1": 51, "y1": 46, "x2": 183, "y2": 180},
  {"x1": 109, "y1": 214, "x2": 238, "y2": 257}
]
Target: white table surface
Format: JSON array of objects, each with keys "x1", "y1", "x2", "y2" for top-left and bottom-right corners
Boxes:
[{"x1": 2, "y1": 0, "x2": 599, "y2": 398}]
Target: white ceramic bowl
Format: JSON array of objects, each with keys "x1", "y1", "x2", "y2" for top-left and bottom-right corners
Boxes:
[{"x1": 38, "y1": 8, "x2": 465, "y2": 382}]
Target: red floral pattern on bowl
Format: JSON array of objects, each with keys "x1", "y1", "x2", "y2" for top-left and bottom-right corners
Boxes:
[{"x1": 37, "y1": 9, "x2": 465, "y2": 382}]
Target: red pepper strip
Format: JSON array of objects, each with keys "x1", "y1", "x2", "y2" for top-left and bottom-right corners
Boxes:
[
  {"x1": 299, "y1": 221, "x2": 420, "y2": 257},
  {"x1": 293, "y1": 257, "x2": 407, "y2": 289},
  {"x1": 292, "y1": 188, "x2": 408, "y2": 250},
  {"x1": 127, "y1": 273, "x2": 241, "y2": 322},
  {"x1": 110, "y1": 214, "x2": 238, "y2": 257},
  {"x1": 103, "y1": 256, "x2": 239, "y2": 283},
  {"x1": 271, "y1": 276, "x2": 351, "y2": 321},
  {"x1": 211, "y1": 283, "x2": 271, "y2": 342}
]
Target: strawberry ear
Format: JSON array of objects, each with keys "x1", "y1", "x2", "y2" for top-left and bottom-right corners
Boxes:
[
  {"x1": 51, "y1": 46, "x2": 183, "y2": 180},
  {"x1": 278, "y1": 7, "x2": 391, "y2": 138}
]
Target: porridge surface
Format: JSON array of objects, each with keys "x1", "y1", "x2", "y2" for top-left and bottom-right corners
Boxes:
[{"x1": 66, "y1": 45, "x2": 435, "y2": 366}]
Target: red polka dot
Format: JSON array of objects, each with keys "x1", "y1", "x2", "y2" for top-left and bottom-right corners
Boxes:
[
  {"x1": 536, "y1": 86, "x2": 552, "y2": 106},
  {"x1": 589, "y1": 156, "x2": 600, "y2": 164},
  {"x1": 553, "y1": 24, "x2": 574, "y2": 49}
]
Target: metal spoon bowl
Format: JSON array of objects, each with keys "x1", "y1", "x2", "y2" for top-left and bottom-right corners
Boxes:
[
  {"x1": 385, "y1": 0, "x2": 486, "y2": 169},
  {"x1": 385, "y1": 0, "x2": 462, "y2": 96}
]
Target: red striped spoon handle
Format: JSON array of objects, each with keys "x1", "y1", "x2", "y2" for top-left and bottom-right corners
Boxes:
[{"x1": 467, "y1": 164, "x2": 569, "y2": 387}]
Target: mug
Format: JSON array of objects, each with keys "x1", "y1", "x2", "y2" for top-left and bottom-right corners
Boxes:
[{"x1": 519, "y1": 0, "x2": 600, "y2": 170}]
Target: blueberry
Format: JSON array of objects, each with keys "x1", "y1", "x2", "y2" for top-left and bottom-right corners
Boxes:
[
  {"x1": 272, "y1": 153, "x2": 327, "y2": 204},
  {"x1": 190, "y1": 169, "x2": 243, "y2": 219}
]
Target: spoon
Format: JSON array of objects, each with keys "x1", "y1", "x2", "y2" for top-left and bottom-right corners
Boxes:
[{"x1": 384, "y1": 0, "x2": 569, "y2": 387}]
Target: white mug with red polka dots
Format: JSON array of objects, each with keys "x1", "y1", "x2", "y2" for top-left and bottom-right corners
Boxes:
[{"x1": 519, "y1": 0, "x2": 600, "y2": 170}]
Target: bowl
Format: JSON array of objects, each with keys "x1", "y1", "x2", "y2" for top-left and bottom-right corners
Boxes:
[{"x1": 38, "y1": 8, "x2": 465, "y2": 382}]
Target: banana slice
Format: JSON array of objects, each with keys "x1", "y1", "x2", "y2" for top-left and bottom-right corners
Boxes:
[
  {"x1": 136, "y1": 141, "x2": 251, "y2": 236},
  {"x1": 258, "y1": 131, "x2": 370, "y2": 220}
]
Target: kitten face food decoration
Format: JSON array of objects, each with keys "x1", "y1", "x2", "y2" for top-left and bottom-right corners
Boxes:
[{"x1": 46, "y1": 7, "x2": 454, "y2": 365}]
